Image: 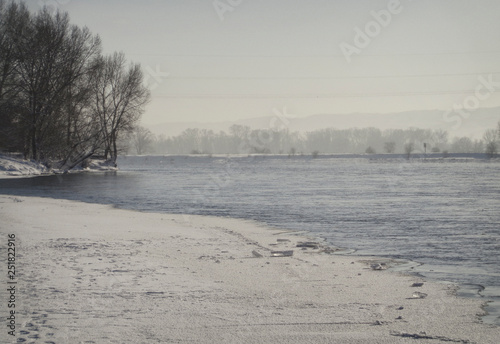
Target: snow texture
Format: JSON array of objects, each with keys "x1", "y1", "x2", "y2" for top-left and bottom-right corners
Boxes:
[
  {"x1": 0, "y1": 195, "x2": 498, "y2": 343},
  {"x1": 0, "y1": 154, "x2": 116, "y2": 178}
]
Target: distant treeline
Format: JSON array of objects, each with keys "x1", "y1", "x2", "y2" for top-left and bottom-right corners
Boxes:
[
  {"x1": 129, "y1": 123, "x2": 500, "y2": 157},
  {"x1": 0, "y1": 1, "x2": 149, "y2": 170}
]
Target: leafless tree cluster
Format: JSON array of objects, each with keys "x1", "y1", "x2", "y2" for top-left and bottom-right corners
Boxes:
[
  {"x1": 145, "y1": 126, "x2": 446, "y2": 155},
  {"x1": 143, "y1": 124, "x2": 500, "y2": 157},
  {"x1": 483, "y1": 125, "x2": 499, "y2": 158},
  {"x1": 0, "y1": 1, "x2": 150, "y2": 170}
]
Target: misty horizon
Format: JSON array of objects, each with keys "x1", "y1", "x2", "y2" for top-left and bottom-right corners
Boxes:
[{"x1": 142, "y1": 106, "x2": 500, "y2": 141}]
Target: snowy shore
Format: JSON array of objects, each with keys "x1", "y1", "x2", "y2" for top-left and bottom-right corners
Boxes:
[
  {"x1": 0, "y1": 196, "x2": 498, "y2": 343},
  {"x1": 0, "y1": 154, "x2": 116, "y2": 178}
]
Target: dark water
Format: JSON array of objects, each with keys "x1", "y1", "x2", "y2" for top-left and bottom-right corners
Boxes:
[{"x1": 1, "y1": 155, "x2": 499, "y2": 323}]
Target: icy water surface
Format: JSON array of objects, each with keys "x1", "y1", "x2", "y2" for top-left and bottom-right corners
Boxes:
[{"x1": 1, "y1": 155, "x2": 499, "y2": 323}]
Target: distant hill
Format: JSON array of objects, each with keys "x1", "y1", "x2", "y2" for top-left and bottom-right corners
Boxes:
[{"x1": 145, "y1": 107, "x2": 500, "y2": 139}]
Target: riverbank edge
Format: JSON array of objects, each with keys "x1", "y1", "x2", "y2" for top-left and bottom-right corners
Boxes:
[
  {"x1": 0, "y1": 153, "x2": 117, "y2": 178},
  {"x1": 0, "y1": 195, "x2": 498, "y2": 343},
  {"x1": 1, "y1": 160, "x2": 498, "y2": 328}
]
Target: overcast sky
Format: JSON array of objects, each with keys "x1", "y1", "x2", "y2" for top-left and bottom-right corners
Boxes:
[{"x1": 26, "y1": 0, "x2": 500, "y2": 126}]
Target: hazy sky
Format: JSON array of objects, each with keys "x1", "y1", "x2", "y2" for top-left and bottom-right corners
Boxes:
[{"x1": 26, "y1": 0, "x2": 500, "y2": 126}]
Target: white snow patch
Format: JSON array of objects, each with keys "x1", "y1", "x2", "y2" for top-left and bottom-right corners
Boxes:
[
  {"x1": 0, "y1": 153, "x2": 117, "y2": 178},
  {"x1": 0, "y1": 154, "x2": 49, "y2": 178}
]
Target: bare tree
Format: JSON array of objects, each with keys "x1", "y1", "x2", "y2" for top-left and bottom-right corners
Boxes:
[
  {"x1": 14, "y1": 9, "x2": 71, "y2": 160},
  {"x1": 384, "y1": 141, "x2": 396, "y2": 153},
  {"x1": 0, "y1": 1, "x2": 28, "y2": 101},
  {"x1": 483, "y1": 129, "x2": 498, "y2": 145},
  {"x1": 0, "y1": 1, "x2": 30, "y2": 151},
  {"x1": 90, "y1": 52, "x2": 150, "y2": 164},
  {"x1": 404, "y1": 142, "x2": 414, "y2": 159},
  {"x1": 0, "y1": 2, "x2": 150, "y2": 171},
  {"x1": 485, "y1": 142, "x2": 498, "y2": 158},
  {"x1": 483, "y1": 129, "x2": 498, "y2": 159},
  {"x1": 12, "y1": 8, "x2": 102, "y2": 163},
  {"x1": 132, "y1": 126, "x2": 154, "y2": 155},
  {"x1": 450, "y1": 137, "x2": 474, "y2": 153},
  {"x1": 431, "y1": 129, "x2": 448, "y2": 153},
  {"x1": 365, "y1": 146, "x2": 376, "y2": 154}
]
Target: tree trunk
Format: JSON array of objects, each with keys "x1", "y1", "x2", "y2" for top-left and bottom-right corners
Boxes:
[
  {"x1": 112, "y1": 131, "x2": 118, "y2": 165},
  {"x1": 30, "y1": 126, "x2": 37, "y2": 160},
  {"x1": 62, "y1": 150, "x2": 95, "y2": 173}
]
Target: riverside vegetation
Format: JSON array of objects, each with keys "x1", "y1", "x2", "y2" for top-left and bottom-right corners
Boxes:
[{"x1": 0, "y1": 1, "x2": 150, "y2": 171}]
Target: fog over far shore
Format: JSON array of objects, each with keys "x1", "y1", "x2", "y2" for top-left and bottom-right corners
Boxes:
[{"x1": 145, "y1": 106, "x2": 500, "y2": 140}]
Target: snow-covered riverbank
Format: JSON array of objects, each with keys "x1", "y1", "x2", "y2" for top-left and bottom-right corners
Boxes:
[
  {"x1": 0, "y1": 195, "x2": 498, "y2": 343},
  {"x1": 0, "y1": 154, "x2": 116, "y2": 178}
]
